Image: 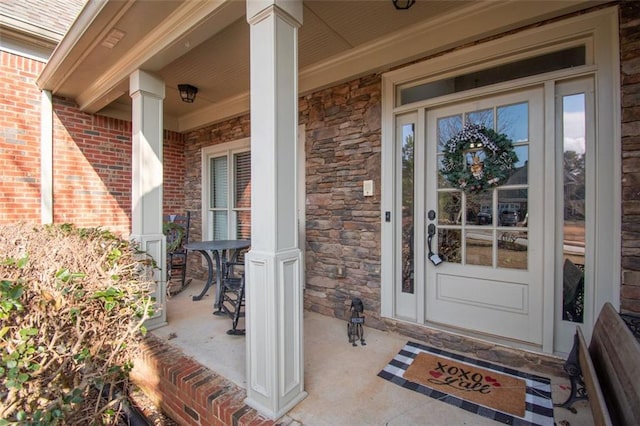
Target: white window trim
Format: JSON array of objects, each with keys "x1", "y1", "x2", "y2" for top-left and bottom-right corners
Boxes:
[
  {"x1": 381, "y1": 7, "x2": 620, "y2": 352},
  {"x1": 201, "y1": 138, "x2": 251, "y2": 242}
]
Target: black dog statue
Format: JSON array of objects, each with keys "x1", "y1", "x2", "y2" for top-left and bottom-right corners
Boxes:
[{"x1": 347, "y1": 298, "x2": 366, "y2": 347}]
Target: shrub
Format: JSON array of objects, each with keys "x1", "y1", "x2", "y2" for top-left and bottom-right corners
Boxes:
[{"x1": 0, "y1": 224, "x2": 156, "y2": 425}]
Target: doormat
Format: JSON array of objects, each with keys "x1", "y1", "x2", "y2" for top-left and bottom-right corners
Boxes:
[{"x1": 378, "y1": 341, "x2": 554, "y2": 425}]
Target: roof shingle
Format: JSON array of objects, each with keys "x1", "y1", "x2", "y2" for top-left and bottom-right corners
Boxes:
[{"x1": 0, "y1": 0, "x2": 86, "y2": 39}]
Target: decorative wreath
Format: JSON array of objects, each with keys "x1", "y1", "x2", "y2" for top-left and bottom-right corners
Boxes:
[
  {"x1": 163, "y1": 222, "x2": 185, "y2": 252},
  {"x1": 440, "y1": 123, "x2": 518, "y2": 194}
]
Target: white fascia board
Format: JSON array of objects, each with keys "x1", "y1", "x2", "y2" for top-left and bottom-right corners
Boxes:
[{"x1": 36, "y1": 0, "x2": 114, "y2": 90}]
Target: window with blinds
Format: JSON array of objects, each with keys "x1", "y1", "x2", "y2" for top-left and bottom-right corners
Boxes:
[
  {"x1": 207, "y1": 148, "x2": 251, "y2": 240},
  {"x1": 234, "y1": 151, "x2": 251, "y2": 240}
]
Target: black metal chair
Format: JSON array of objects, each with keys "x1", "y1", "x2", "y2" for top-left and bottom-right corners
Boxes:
[
  {"x1": 163, "y1": 212, "x2": 191, "y2": 295},
  {"x1": 219, "y1": 260, "x2": 246, "y2": 335}
]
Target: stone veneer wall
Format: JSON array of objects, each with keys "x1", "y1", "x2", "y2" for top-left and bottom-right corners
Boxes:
[
  {"x1": 299, "y1": 75, "x2": 384, "y2": 326},
  {"x1": 180, "y1": 76, "x2": 384, "y2": 316},
  {"x1": 182, "y1": 115, "x2": 252, "y2": 280},
  {"x1": 621, "y1": 1, "x2": 640, "y2": 314}
]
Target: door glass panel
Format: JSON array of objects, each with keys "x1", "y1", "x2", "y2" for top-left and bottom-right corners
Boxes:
[
  {"x1": 401, "y1": 123, "x2": 415, "y2": 293},
  {"x1": 466, "y1": 192, "x2": 493, "y2": 226},
  {"x1": 562, "y1": 93, "x2": 586, "y2": 323},
  {"x1": 438, "y1": 191, "x2": 461, "y2": 225},
  {"x1": 497, "y1": 102, "x2": 529, "y2": 142},
  {"x1": 438, "y1": 229, "x2": 461, "y2": 264},
  {"x1": 437, "y1": 157, "x2": 453, "y2": 189},
  {"x1": 505, "y1": 146, "x2": 529, "y2": 185},
  {"x1": 399, "y1": 46, "x2": 585, "y2": 105},
  {"x1": 435, "y1": 101, "x2": 530, "y2": 268},
  {"x1": 437, "y1": 115, "x2": 462, "y2": 152},
  {"x1": 466, "y1": 109, "x2": 494, "y2": 129},
  {"x1": 496, "y1": 188, "x2": 527, "y2": 270},
  {"x1": 498, "y1": 189, "x2": 528, "y2": 227},
  {"x1": 498, "y1": 231, "x2": 528, "y2": 269},
  {"x1": 466, "y1": 229, "x2": 493, "y2": 266}
]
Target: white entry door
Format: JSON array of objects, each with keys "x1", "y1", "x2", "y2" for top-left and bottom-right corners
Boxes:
[{"x1": 425, "y1": 88, "x2": 545, "y2": 345}]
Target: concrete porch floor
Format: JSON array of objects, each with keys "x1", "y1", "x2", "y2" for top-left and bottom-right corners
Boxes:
[{"x1": 151, "y1": 280, "x2": 593, "y2": 425}]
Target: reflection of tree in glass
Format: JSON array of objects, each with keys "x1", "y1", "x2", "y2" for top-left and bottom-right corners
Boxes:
[
  {"x1": 438, "y1": 229, "x2": 461, "y2": 263},
  {"x1": 402, "y1": 132, "x2": 414, "y2": 212},
  {"x1": 402, "y1": 131, "x2": 415, "y2": 293},
  {"x1": 467, "y1": 109, "x2": 494, "y2": 130},
  {"x1": 437, "y1": 115, "x2": 462, "y2": 150},
  {"x1": 437, "y1": 116, "x2": 462, "y2": 189},
  {"x1": 438, "y1": 191, "x2": 461, "y2": 224},
  {"x1": 564, "y1": 150, "x2": 585, "y2": 220}
]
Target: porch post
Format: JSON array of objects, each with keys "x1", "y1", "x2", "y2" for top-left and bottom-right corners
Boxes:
[
  {"x1": 129, "y1": 70, "x2": 167, "y2": 330},
  {"x1": 245, "y1": 0, "x2": 306, "y2": 419}
]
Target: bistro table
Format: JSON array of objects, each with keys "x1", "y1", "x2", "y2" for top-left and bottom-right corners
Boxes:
[{"x1": 185, "y1": 239, "x2": 251, "y2": 315}]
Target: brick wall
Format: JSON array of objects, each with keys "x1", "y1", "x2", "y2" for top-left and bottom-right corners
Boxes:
[
  {"x1": 621, "y1": 1, "x2": 640, "y2": 313},
  {"x1": 131, "y1": 334, "x2": 278, "y2": 426},
  {"x1": 0, "y1": 51, "x2": 45, "y2": 223},
  {"x1": 165, "y1": 130, "x2": 187, "y2": 216},
  {"x1": 52, "y1": 98, "x2": 185, "y2": 236},
  {"x1": 52, "y1": 98, "x2": 133, "y2": 235},
  {"x1": 0, "y1": 47, "x2": 185, "y2": 235}
]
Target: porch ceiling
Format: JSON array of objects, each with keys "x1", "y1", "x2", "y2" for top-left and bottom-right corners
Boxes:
[{"x1": 37, "y1": 0, "x2": 604, "y2": 133}]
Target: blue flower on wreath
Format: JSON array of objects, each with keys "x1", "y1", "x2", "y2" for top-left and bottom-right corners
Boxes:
[{"x1": 440, "y1": 123, "x2": 518, "y2": 194}]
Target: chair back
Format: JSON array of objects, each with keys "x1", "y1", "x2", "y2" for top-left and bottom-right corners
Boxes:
[{"x1": 163, "y1": 212, "x2": 191, "y2": 253}]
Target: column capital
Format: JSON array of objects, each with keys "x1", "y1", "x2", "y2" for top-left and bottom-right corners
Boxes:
[
  {"x1": 129, "y1": 70, "x2": 165, "y2": 99},
  {"x1": 246, "y1": 0, "x2": 302, "y2": 26}
]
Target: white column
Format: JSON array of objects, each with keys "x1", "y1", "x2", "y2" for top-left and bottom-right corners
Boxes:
[
  {"x1": 40, "y1": 89, "x2": 53, "y2": 224},
  {"x1": 129, "y1": 70, "x2": 167, "y2": 330},
  {"x1": 245, "y1": 0, "x2": 306, "y2": 419}
]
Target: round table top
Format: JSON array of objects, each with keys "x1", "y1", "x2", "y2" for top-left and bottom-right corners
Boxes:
[{"x1": 185, "y1": 239, "x2": 251, "y2": 251}]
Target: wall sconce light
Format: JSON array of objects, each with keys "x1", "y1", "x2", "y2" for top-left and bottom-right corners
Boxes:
[
  {"x1": 392, "y1": 0, "x2": 416, "y2": 10},
  {"x1": 178, "y1": 84, "x2": 198, "y2": 103}
]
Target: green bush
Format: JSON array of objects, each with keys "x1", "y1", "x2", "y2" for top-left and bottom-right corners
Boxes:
[{"x1": 0, "y1": 224, "x2": 155, "y2": 425}]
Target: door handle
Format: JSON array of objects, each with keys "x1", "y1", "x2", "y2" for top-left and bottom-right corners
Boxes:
[{"x1": 427, "y1": 219, "x2": 443, "y2": 266}]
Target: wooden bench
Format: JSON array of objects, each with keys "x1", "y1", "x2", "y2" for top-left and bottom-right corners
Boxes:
[{"x1": 557, "y1": 302, "x2": 640, "y2": 425}]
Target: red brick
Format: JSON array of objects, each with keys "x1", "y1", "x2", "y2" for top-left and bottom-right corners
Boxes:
[{"x1": 1, "y1": 48, "x2": 184, "y2": 233}]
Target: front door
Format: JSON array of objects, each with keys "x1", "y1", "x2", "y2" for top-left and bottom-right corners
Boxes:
[{"x1": 425, "y1": 88, "x2": 545, "y2": 345}]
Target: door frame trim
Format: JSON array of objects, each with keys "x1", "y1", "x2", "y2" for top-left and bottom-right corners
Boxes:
[{"x1": 381, "y1": 8, "x2": 620, "y2": 354}]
